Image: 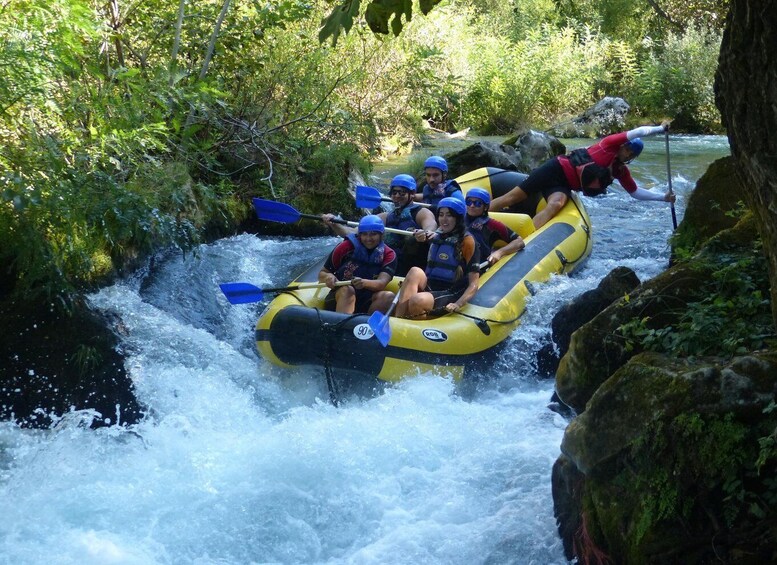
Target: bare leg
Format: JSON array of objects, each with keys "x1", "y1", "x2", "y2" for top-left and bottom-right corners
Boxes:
[
  {"x1": 395, "y1": 267, "x2": 428, "y2": 318},
  {"x1": 335, "y1": 286, "x2": 356, "y2": 314},
  {"x1": 490, "y1": 185, "x2": 529, "y2": 211},
  {"x1": 404, "y1": 293, "x2": 435, "y2": 319},
  {"x1": 532, "y1": 192, "x2": 568, "y2": 229},
  {"x1": 369, "y1": 290, "x2": 394, "y2": 314}
]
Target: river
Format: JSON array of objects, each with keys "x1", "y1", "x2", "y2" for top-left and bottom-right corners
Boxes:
[{"x1": 0, "y1": 135, "x2": 730, "y2": 564}]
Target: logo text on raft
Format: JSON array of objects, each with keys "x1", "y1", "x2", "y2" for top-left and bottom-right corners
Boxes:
[
  {"x1": 353, "y1": 324, "x2": 375, "y2": 340},
  {"x1": 422, "y1": 329, "x2": 448, "y2": 342}
]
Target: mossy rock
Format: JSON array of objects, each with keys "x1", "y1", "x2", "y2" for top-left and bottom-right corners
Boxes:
[
  {"x1": 556, "y1": 213, "x2": 765, "y2": 414},
  {"x1": 558, "y1": 351, "x2": 777, "y2": 563},
  {"x1": 672, "y1": 155, "x2": 746, "y2": 259}
]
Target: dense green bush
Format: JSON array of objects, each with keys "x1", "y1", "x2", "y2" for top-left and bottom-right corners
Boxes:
[
  {"x1": 626, "y1": 29, "x2": 722, "y2": 132},
  {"x1": 459, "y1": 25, "x2": 606, "y2": 133}
]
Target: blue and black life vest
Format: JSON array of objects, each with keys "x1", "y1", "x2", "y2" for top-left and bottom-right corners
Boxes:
[
  {"x1": 335, "y1": 234, "x2": 385, "y2": 281},
  {"x1": 422, "y1": 179, "x2": 461, "y2": 208},
  {"x1": 384, "y1": 203, "x2": 422, "y2": 247},
  {"x1": 465, "y1": 215, "x2": 492, "y2": 258},
  {"x1": 425, "y1": 232, "x2": 463, "y2": 287}
]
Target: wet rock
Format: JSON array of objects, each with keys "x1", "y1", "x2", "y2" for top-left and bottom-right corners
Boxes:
[
  {"x1": 445, "y1": 130, "x2": 564, "y2": 178},
  {"x1": 0, "y1": 297, "x2": 142, "y2": 428},
  {"x1": 671, "y1": 155, "x2": 744, "y2": 259},
  {"x1": 549, "y1": 97, "x2": 630, "y2": 138},
  {"x1": 537, "y1": 266, "x2": 640, "y2": 378}
]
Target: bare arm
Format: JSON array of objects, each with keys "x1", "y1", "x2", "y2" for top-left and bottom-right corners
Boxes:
[
  {"x1": 488, "y1": 236, "x2": 525, "y2": 264},
  {"x1": 321, "y1": 214, "x2": 355, "y2": 237},
  {"x1": 352, "y1": 271, "x2": 392, "y2": 292},
  {"x1": 447, "y1": 271, "x2": 480, "y2": 312},
  {"x1": 318, "y1": 268, "x2": 338, "y2": 289}
]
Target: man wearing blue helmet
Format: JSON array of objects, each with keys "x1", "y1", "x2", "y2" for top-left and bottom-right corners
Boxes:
[
  {"x1": 415, "y1": 155, "x2": 464, "y2": 208},
  {"x1": 322, "y1": 174, "x2": 437, "y2": 277},
  {"x1": 379, "y1": 173, "x2": 437, "y2": 276},
  {"x1": 318, "y1": 215, "x2": 397, "y2": 314},
  {"x1": 490, "y1": 121, "x2": 676, "y2": 229},
  {"x1": 394, "y1": 197, "x2": 481, "y2": 320},
  {"x1": 464, "y1": 187, "x2": 525, "y2": 265}
]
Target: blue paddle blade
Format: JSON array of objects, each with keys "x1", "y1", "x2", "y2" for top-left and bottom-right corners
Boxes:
[
  {"x1": 355, "y1": 185, "x2": 387, "y2": 209},
  {"x1": 219, "y1": 282, "x2": 264, "y2": 304},
  {"x1": 368, "y1": 310, "x2": 391, "y2": 347},
  {"x1": 252, "y1": 198, "x2": 302, "y2": 223}
]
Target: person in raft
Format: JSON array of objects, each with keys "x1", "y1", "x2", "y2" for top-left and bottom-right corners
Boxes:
[
  {"x1": 392, "y1": 197, "x2": 481, "y2": 320},
  {"x1": 463, "y1": 187, "x2": 526, "y2": 266},
  {"x1": 318, "y1": 215, "x2": 397, "y2": 315},
  {"x1": 413, "y1": 155, "x2": 463, "y2": 209},
  {"x1": 323, "y1": 173, "x2": 437, "y2": 277},
  {"x1": 489, "y1": 121, "x2": 676, "y2": 229}
]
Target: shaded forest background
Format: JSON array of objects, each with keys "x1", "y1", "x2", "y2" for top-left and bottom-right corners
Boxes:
[{"x1": 1, "y1": 0, "x2": 727, "y2": 302}]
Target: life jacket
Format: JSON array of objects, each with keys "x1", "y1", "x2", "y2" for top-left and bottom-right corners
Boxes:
[
  {"x1": 425, "y1": 232, "x2": 464, "y2": 286},
  {"x1": 566, "y1": 148, "x2": 614, "y2": 196},
  {"x1": 334, "y1": 235, "x2": 385, "y2": 281},
  {"x1": 465, "y1": 215, "x2": 492, "y2": 259},
  {"x1": 384, "y1": 203, "x2": 422, "y2": 247},
  {"x1": 422, "y1": 179, "x2": 461, "y2": 207}
]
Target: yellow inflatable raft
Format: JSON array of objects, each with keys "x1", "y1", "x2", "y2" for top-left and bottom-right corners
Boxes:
[{"x1": 255, "y1": 167, "x2": 592, "y2": 382}]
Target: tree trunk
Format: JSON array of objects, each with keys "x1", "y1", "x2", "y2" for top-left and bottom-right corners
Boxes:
[
  {"x1": 169, "y1": 0, "x2": 186, "y2": 84},
  {"x1": 714, "y1": 0, "x2": 777, "y2": 329}
]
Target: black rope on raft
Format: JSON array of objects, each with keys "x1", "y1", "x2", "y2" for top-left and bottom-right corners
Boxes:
[{"x1": 313, "y1": 308, "x2": 363, "y2": 407}]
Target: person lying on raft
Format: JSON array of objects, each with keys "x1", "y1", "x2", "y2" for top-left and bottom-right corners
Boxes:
[
  {"x1": 489, "y1": 121, "x2": 676, "y2": 229},
  {"x1": 322, "y1": 173, "x2": 437, "y2": 276},
  {"x1": 413, "y1": 155, "x2": 463, "y2": 209},
  {"x1": 463, "y1": 187, "x2": 525, "y2": 266},
  {"x1": 318, "y1": 215, "x2": 397, "y2": 315},
  {"x1": 388, "y1": 197, "x2": 481, "y2": 320}
]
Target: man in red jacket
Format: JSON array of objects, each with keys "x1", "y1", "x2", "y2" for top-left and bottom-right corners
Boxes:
[{"x1": 490, "y1": 121, "x2": 675, "y2": 228}]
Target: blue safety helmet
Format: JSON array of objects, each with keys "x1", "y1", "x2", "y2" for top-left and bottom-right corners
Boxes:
[
  {"x1": 390, "y1": 173, "x2": 417, "y2": 192},
  {"x1": 623, "y1": 138, "x2": 644, "y2": 160},
  {"x1": 465, "y1": 187, "x2": 491, "y2": 206},
  {"x1": 358, "y1": 214, "x2": 385, "y2": 234},
  {"x1": 437, "y1": 196, "x2": 466, "y2": 217},
  {"x1": 424, "y1": 156, "x2": 448, "y2": 173}
]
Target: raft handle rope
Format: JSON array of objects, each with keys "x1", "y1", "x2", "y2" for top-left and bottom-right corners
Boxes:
[
  {"x1": 312, "y1": 307, "x2": 364, "y2": 407},
  {"x1": 558, "y1": 194, "x2": 593, "y2": 270}
]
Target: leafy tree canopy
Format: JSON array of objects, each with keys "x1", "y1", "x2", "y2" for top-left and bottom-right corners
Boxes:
[{"x1": 319, "y1": 0, "x2": 444, "y2": 44}]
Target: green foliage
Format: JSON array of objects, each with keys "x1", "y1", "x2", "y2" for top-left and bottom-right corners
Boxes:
[
  {"x1": 319, "y1": 0, "x2": 444, "y2": 45},
  {"x1": 554, "y1": 0, "x2": 649, "y2": 43},
  {"x1": 622, "y1": 411, "x2": 773, "y2": 547},
  {"x1": 71, "y1": 344, "x2": 102, "y2": 375},
  {"x1": 617, "y1": 246, "x2": 772, "y2": 359},
  {"x1": 460, "y1": 25, "x2": 607, "y2": 133},
  {"x1": 627, "y1": 29, "x2": 722, "y2": 132},
  {"x1": 0, "y1": 0, "x2": 727, "y2": 302}
]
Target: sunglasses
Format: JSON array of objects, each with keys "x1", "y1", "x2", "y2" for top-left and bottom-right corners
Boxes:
[{"x1": 465, "y1": 199, "x2": 485, "y2": 207}]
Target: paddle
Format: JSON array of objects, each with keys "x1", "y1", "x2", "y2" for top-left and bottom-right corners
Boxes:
[
  {"x1": 219, "y1": 280, "x2": 351, "y2": 305},
  {"x1": 368, "y1": 287, "x2": 402, "y2": 347},
  {"x1": 665, "y1": 130, "x2": 678, "y2": 230},
  {"x1": 252, "y1": 198, "x2": 414, "y2": 236},
  {"x1": 355, "y1": 185, "x2": 431, "y2": 209}
]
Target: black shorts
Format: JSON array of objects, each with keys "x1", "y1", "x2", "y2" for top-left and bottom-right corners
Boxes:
[
  {"x1": 324, "y1": 287, "x2": 374, "y2": 313},
  {"x1": 519, "y1": 157, "x2": 572, "y2": 201},
  {"x1": 426, "y1": 280, "x2": 466, "y2": 309}
]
